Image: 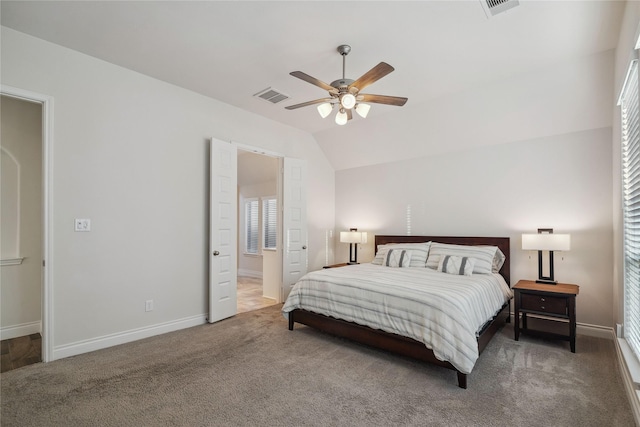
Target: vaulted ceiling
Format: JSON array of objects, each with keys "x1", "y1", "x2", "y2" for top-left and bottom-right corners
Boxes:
[{"x1": 1, "y1": 1, "x2": 625, "y2": 170}]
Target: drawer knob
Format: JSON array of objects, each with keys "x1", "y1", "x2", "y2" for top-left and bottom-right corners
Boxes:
[
  {"x1": 541, "y1": 298, "x2": 545, "y2": 302},
  {"x1": 541, "y1": 306, "x2": 545, "y2": 310}
]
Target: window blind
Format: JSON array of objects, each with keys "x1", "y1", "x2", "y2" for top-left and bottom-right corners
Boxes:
[
  {"x1": 263, "y1": 197, "x2": 277, "y2": 249},
  {"x1": 621, "y1": 60, "x2": 640, "y2": 360},
  {"x1": 245, "y1": 199, "x2": 259, "y2": 254}
]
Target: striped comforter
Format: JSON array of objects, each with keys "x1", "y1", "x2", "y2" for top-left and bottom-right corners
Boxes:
[{"x1": 282, "y1": 264, "x2": 513, "y2": 374}]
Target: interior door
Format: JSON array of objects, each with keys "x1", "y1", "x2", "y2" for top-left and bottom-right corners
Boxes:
[
  {"x1": 209, "y1": 138, "x2": 237, "y2": 323},
  {"x1": 281, "y1": 157, "x2": 308, "y2": 300}
]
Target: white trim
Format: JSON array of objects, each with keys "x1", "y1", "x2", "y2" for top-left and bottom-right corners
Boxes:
[
  {"x1": 615, "y1": 338, "x2": 640, "y2": 425},
  {"x1": 52, "y1": 314, "x2": 207, "y2": 360},
  {"x1": 234, "y1": 141, "x2": 283, "y2": 159},
  {"x1": 576, "y1": 323, "x2": 615, "y2": 340},
  {"x1": 618, "y1": 59, "x2": 638, "y2": 106},
  {"x1": 1, "y1": 85, "x2": 54, "y2": 363},
  {"x1": 0, "y1": 321, "x2": 41, "y2": 341},
  {"x1": 238, "y1": 268, "x2": 263, "y2": 279},
  {"x1": 0, "y1": 146, "x2": 21, "y2": 258},
  {"x1": 0, "y1": 258, "x2": 24, "y2": 266}
]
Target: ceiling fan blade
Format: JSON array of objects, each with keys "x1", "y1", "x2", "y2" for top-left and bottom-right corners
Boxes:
[
  {"x1": 290, "y1": 71, "x2": 339, "y2": 94},
  {"x1": 285, "y1": 98, "x2": 335, "y2": 110},
  {"x1": 359, "y1": 94, "x2": 408, "y2": 107},
  {"x1": 349, "y1": 62, "x2": 395, "y2": 92}
]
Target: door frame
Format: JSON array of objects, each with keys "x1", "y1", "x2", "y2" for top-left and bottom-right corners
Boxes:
[
  {"x1": 1, "y1": 85, "x2": 54, "y2": 362},
  {"x1": 234, "y1": 142, "x2": 284, "y2": 303}
]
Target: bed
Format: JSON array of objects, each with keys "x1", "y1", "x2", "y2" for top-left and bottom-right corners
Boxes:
[{"x1": 282, "y1": 235, "x2": 512, "y2": 388}]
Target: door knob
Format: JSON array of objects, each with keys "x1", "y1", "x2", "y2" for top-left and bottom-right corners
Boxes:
[{"x1": 213, "y1": 251, "x2": 220, "y2": 256}]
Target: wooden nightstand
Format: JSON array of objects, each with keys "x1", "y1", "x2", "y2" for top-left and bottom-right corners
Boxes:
[
  {"x1": 513, "y1": 279, "x2": 579, "y2": 352},
  {"x1": 323, "y1": 263, "x2": 350, "y2": 269}
]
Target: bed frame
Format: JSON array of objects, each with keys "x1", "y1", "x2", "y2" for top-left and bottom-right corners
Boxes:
[{"x1": 287, "y1": 235, "x2": 511, "y2": 389}]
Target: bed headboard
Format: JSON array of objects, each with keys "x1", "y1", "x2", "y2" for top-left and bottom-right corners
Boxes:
[{"x1": 374, "y1": 235, "x2": 511, "y2": 286}]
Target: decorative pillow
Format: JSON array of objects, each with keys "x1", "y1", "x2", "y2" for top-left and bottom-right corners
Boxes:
[
  {"x1": 383, "y1": 249, "x2": 411, "y2": 268},
  {"x1": 372, "y1": 242, "x2": 430, "y2": 268},
  {"x1": 489, "y1": 248, "x2": 506, "y2": 273},
  {"x1": 437, "y1": 255, "x2": 475, "y2": 276},
  {"x1": 426, "y1": 243, "x2": 498, "y2": 275}
]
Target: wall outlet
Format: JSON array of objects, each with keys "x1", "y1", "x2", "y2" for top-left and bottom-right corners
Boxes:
[
  {"x1": 145, "y1": 300, "x2": 154, "y2": 312},
  {"x1": 74, "y1": 218, "x2": 91, "y2": 232}
]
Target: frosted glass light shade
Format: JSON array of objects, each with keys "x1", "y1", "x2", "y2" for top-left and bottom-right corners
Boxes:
[
  {"x1": 335, "y1": 109, "x2": 348, "y2": 125},
  {"x1": 317, "y1": 102, "x2": 333, "y2": 118},
  {"x1": 340, "y1": 231, "x2": 367, "y2": 244},
  {"x1": 340, "y1": 93, "x2": 356, "y2": 109},
  {"x1": 522, "y1": 233, "x2": 571, "y2": 251},
  {"x1": 355, "y1": 103, "x2": 370, "y2": 118}
]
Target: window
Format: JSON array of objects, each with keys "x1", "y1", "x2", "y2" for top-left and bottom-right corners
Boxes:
[
  {"x1": 244, "y1": 198, "x2": 259, "y2": 254},
  {"x1": 244, "y1": 196, "x2": 277, "y2": 254},
  {"x1": 263, "y1": 197, "x2": 277, "y2": 250},
  {"x1": 620, "y1": 59, "x2": 640, "y2": 360}
]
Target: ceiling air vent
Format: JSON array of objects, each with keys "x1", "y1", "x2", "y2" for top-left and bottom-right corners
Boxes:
[
  {"x1": 480, "y1": 0, "x2": 519, "y2": 18},
  {"x1": 253, "y1": 87, "x2": 290, "y2": 104}
]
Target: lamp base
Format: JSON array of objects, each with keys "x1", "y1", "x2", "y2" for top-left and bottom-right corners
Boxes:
[{"x1": 535, "y1": 279, "x2": 557, "y2": 285}]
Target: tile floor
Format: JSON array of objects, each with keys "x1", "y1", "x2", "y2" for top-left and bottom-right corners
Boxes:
[
  {"x1": 237, "y1": 275, "x2": 279, "y2": 314},
  {"x1": 1, "y1": 333, "x2": 42, "y2": 373}
]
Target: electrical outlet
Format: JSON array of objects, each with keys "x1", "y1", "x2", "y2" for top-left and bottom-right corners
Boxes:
[
  {"x1": 145, "y1": 300, "x2": 154, "y2": 312},
  {"x1": 74, "y1": 218, "x2": 91, "y2": 232}
]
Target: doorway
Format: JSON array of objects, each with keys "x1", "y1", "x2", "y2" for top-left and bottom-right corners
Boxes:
[
  {"x1": 236, "y1": 149, "x2": 279, "y2": 314},
  {"x1": 0, "y1": 94, "x2": 43, "y2": 371}
]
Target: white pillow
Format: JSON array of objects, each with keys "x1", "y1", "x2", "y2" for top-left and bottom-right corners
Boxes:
[
  {"x1": 382, "y1": 249, "x2": 411, "y2": 268},
  {"x1": 437, "y1": 255, "x2": 475, "y2": 276},
  {"x1": 372, "y1": 242, "x2": 430, "y2": 268},
  {"x1": 426, "y1": 243, "x2": 498, "y2": 275}
]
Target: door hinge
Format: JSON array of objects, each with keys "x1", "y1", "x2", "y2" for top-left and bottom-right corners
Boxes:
[{"x1": 42, "y1": 260, "x2": 46, "y2": 267}]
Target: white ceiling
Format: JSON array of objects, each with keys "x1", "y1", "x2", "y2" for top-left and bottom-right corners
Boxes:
[{"x1": 0, "y1": 1, "x2": 625, "y2": 167}]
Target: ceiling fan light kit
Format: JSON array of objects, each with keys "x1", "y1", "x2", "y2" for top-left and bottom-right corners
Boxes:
[{"x1": 285, "y1": 44, "x2": 408, "y2": 126}]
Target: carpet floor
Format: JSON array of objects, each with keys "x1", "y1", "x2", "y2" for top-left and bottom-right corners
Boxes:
[{"x1": 0, "y1": 305, "x2": 635, "y2": 426}]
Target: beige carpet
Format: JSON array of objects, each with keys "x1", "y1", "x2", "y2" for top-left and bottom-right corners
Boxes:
[{"x1": 1, "y1": 305, "x2": 635, "y2": 426}]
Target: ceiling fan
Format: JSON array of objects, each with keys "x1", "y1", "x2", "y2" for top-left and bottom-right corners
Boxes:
[{"x1": 285, "y1": 45, "x2": 408, "y2": 125}]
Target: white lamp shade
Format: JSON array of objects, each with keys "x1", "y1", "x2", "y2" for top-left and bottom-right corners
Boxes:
[
  {"x1": 340, "y1": 93, "x2": 356, "y2": 109},
  {"x1": 317, "y1": 102, "x2": 333, "y2": 118},
  {"x1": 355, "y1": 103, "x2": 370, "y2": 118},
  {"x1": 340, "y1": 231, "x2": 367, "y2": 244},
  {"x1": 335, "y1": 109, "x2": 348, "y2": 125},
  {"x1": 522, "y1": 233, "x2": 571, "y2": 251}
]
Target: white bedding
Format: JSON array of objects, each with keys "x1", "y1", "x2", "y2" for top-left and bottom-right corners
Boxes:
[{"x1": 282, "y1": 264, "x2": 513, "y2": 374}]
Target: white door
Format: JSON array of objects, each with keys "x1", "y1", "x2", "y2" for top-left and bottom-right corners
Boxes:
[
  {"x1": 209, "y1": 138, "x2": 237, "y2": 323},
  {"x1": 281, "y1": 157, "x2": 308, "y2": 300}
]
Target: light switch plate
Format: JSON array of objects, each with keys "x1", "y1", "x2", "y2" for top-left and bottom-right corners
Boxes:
[{"x1": 74, "y1": 219, "x2": 91, "y2": 232}]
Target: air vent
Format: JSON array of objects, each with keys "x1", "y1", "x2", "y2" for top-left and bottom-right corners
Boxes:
[
  {"x1": 480, "y1": 0, "x2": 519, "y2": 18},
  {"x1": 253, "y1": 87, "x2": 290, "y2": 104}
]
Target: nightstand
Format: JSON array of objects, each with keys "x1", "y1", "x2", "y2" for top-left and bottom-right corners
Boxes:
[
  {"x1": 322, "y1": 263, "x2": 350, "y2": 269},
  {"x1": 513, "y1": 279, "x2": 579, "y2": 352}
]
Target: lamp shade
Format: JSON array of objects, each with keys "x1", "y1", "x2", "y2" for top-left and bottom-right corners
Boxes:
[
  {"x1": 340, "y1": 231, "x2": 367, "y2": 244},
  {"x1": 340, "y1": 93, "x2": 356, "y2": 109},
  {"x1": 335, "y1": 109, "x2": 348, "y2": 125},
  {"x1": 355, "y1": 103, "x2": 370, "y2": 118},
  {"x1": 317, "y1": 102, "x2": 333, "y2": 118},
  {"x1": 522, "y1": 233, "x2": 570, "y2": 251}
]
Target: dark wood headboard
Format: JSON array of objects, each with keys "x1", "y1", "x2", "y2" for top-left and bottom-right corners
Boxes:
[{"x1": 374, "y1": 235, "x2": 511, "y2": 286}]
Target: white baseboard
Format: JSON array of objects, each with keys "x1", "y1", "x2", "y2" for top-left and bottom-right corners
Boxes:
[
  {"x1": 0, "y1": 321, "x2": 41, "y2": 340},
  {"x1": 615, "y1": 338, "x2": 640, "y2": 426},
  {"x1": 577, "y1": 322, "x2": 615, "y2": 340},
  {"x1": 238, "y1": 269, "x2": 262, "y2": 279},
  {"x1": 52, "y1": 314, "x2": 207, "y2": 360}
]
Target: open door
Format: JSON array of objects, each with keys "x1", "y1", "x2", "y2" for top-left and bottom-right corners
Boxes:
[
  {"x1": 209, "y1": 138, "x2": 238, "y2": 323},
  {"x1": 281, "y1": 157, "x2": 308, "y2": 301}
]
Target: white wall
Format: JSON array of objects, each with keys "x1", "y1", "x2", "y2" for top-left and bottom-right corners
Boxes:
[
  {"x1": 0, "y1": 27, "x2": 335, "y2": 357},
  {"x1": 336, "y1": 128, "x2": 613, "y2": 328},
  {"x1": 0, "y1": 95, "x2": 43, "y2": 338},
  {"x1": 335, "y1": 48, "x2": 616, "y2": 329}
]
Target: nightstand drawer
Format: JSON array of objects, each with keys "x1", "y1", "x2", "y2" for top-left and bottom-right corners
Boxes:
[{"x1": 520, "y1": 293, "x2": 567, "y2": 316}]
